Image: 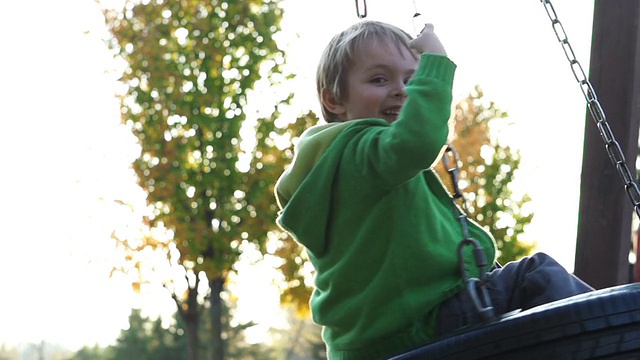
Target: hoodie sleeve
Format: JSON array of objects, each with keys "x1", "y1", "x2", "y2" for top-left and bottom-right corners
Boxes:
[{"x1": 354, "y1": 54, "x2": 456, "y2": 188}]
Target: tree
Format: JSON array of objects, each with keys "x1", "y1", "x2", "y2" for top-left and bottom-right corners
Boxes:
[
  {"x1": 101, "y1": 1, "x2": 304, "y2": 359},
  {"x1": 68, "y1": 299, "x2": 274, "y2": 360},
  {"x1": 67, "y1": 345, "x2": 113, "y2": 360},
  {"x1": 105, "y1": 309, "x2": 186, "y2": 360},
  {"x1": 435, "y1": 86, "x2": 535, "y2": 264}
]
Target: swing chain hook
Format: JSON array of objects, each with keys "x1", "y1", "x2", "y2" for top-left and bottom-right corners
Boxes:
[
  {"x1": 540, "y1": 0, "x2": 640, "y2": 218},
  {"x1": 444, "y1": 145, "x2": 496, "y2": 323},
  {"x1": 355, "y1": 0, "x2": 367, "y2": 19},
  {"x1": 458, "y1": 239, "x2": 496, "y2": 323}
]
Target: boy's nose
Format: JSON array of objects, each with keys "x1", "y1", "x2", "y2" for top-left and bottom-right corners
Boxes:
[{"x1": 392, "y1": 84, "x2": 407, "y2": 97}]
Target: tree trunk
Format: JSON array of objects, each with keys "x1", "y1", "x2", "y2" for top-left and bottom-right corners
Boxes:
[
  {"x1": 173, "y1": 278, "x2": 202, "y2": 360},
  {"x1": 210, "y1": 277, "x2": 226, "y2": 360},
  {"x1": 185, "y1": 308, "x2": 200, "y2": 360}
]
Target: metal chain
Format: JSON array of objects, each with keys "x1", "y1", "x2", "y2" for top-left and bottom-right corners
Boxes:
[
  {"x1": 355, "y1": 0, "x2": 367, "y2": 19},
  {"x1": 442, "y1": 146, "x2": 472, "y2": 240},
  {"x1": 540, "y1": 0, "x2": 640, "y2": 218},
  {"x1": 443, "y1": 146, "x2": 495, "y2": 322}
]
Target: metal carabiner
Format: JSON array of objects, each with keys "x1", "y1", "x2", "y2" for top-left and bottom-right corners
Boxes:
[
  {"x1": 355, "y1": 0, "x2": 367, "y2": 19},
  {"x1": 458, "y1": 238, "x2": 496, "y2": 323},
  {"x1": 466, "y1": 278, "x2": 495, "y2": 322},
  {"x1": 442, "y1": 145, "x2": 463, "y2": 201}
]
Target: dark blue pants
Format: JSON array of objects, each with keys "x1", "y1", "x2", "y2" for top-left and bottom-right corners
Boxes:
[{"x1": 436, "y1": 252, "x2": 594, "y2": 336}]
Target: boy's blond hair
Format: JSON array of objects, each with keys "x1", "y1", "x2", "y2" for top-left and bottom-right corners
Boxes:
[{"x1": 316, "y1": 20, "x2": 416, "y2": 123}]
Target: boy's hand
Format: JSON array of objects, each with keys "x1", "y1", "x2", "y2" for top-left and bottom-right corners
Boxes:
[{"x1": 410, "y1": 24, "x2": 447, "y2": 56}]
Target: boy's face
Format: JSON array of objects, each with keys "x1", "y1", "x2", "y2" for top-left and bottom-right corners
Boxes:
[{"x1": 330, "y1": 40, "x2": 418, "y2": 123}]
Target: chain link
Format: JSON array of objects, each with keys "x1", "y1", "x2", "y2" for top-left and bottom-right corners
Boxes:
[
  {"x1": 355, "y1": 0, "x2": 367, "y2": 19},
  {"x1": 540, "y1": 0, "x2": 640, "y2": 217}
]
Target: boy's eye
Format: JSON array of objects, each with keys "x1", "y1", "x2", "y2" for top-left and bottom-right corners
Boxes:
[{"x1": 370, "y1": 76, "x2": 387, "y2": 84}]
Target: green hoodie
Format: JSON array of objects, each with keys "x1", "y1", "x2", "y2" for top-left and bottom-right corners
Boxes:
[{"x1": 275, "y1": 54, "x2": 496, "y2": 360}]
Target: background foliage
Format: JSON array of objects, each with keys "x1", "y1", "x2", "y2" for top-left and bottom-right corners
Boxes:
[{"x1": 435, "y1": 86, "x2": 535, "y2": 264}]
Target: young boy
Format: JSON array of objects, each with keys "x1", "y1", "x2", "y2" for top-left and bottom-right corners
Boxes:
[{"x1": 274, "y1": 20, "x2": 593, "y2": 359}]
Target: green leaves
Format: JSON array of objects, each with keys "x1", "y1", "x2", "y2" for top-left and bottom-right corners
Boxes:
[{"x1": 105, "y1": 0, "x2": 291, "y2": 280}]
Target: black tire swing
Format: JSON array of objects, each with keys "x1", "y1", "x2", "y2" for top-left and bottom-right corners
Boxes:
[
  {"x1": 353, "y1": 1, "x2": 640, "y2": 358},
  {"x1": 391, "y1": 283, "x2": 640, "y2": 359}
]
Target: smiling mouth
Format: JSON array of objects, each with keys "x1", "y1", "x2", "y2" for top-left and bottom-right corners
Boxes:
[{"x1": 382, "y1": 106, "x2": 402, "y2": 117}]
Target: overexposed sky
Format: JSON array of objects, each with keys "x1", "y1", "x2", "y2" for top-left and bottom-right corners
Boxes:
[{"x1": 0, "y1": 0, "x2": 595, "y2": 351}]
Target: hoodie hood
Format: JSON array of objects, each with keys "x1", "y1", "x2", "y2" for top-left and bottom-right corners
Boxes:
[
  {"x1": 275, "y1": 121, "x2": 353, "y2": 209},
  {"x1": 275, "y1": 119, "x2": 388, "y2": 257}
]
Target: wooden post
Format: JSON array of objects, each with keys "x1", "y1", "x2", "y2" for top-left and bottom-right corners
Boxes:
[{"x1": 574, "y1": 1, "x2": 640, "y2": 289}]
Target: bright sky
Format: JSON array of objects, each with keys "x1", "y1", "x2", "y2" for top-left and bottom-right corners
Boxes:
[{"x1": 0, "y1": 0, "x2": 595, "y2": 352}]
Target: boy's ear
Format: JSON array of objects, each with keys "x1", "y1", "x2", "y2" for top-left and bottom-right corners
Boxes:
[{"x1": 321, "y1": 89, "x2": 346, "y2": 118}]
